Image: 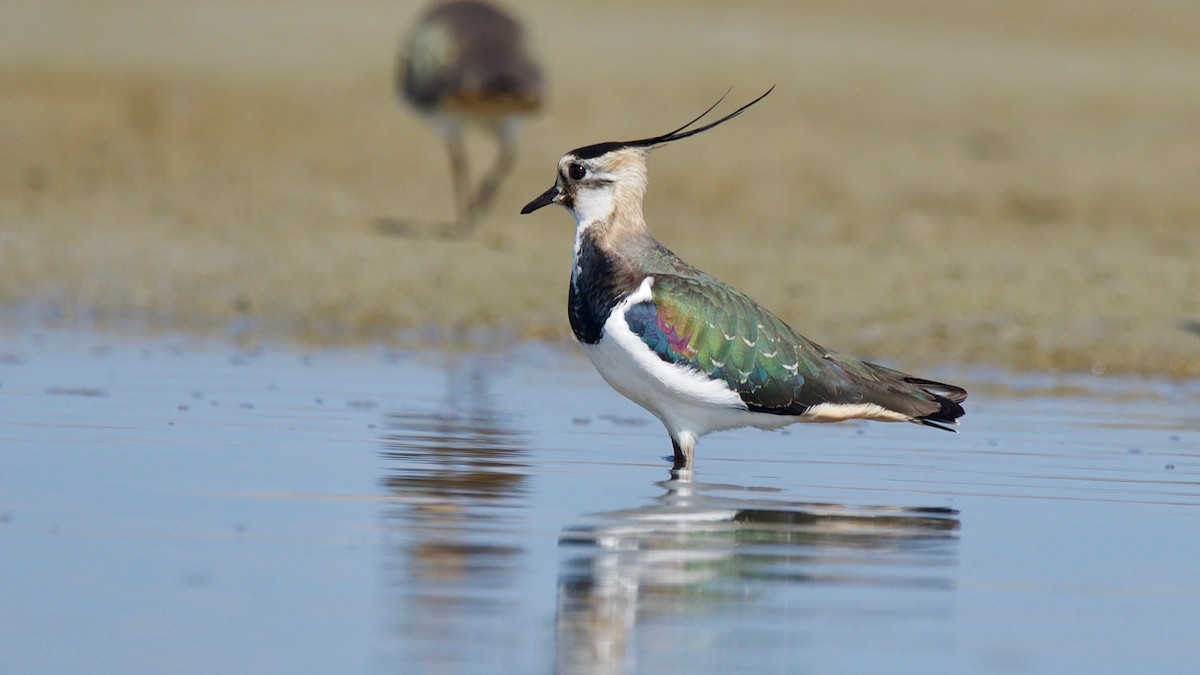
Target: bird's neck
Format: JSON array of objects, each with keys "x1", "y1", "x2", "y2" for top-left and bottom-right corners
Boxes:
[
  {"x1": 567, "y1": 199, "x2": 656, "y2": 345},
  {"x1": 566, "y1": 178, "x2": 689, "y2": 344},
  {"x1": 571, "y1": 185, "x2": 653, "y2": 266}
]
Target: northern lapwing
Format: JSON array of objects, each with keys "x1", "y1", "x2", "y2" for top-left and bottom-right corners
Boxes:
[
  {"x1": 400, "y1": 0, "x2": 543, "y2": 235},
  {"x1": 521, "y1": 88, "x2": 966, "y2": 471}
]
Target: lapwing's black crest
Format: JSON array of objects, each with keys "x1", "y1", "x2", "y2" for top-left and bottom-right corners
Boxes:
[{"x1": 569, "y1": 86, "x2": 774, "y2": 161}]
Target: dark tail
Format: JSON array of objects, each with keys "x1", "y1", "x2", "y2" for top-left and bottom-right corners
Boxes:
[{"x1": 904, "y1": 376, "x2": 967, "y2": 432}]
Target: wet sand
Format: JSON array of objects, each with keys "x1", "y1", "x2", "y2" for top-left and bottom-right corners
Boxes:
[{"x1": 2, "y1": 0, "x2": 1199, "y2": 376}]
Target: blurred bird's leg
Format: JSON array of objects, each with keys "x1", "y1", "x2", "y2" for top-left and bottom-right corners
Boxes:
[
  {"x1": 470, "y1": 123, "x2": 517, "y2": 225},
  {"x1": 444, "y1": 128, "x2": 474, "y2": 235}
]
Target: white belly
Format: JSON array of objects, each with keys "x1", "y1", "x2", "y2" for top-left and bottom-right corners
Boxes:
[{"x1": 581, "y1": 277, "x2": 796, "y2": 441}]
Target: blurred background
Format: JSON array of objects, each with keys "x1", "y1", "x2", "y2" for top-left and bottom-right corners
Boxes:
[{"x1": 2, "y1": 0, "x2": 1198, "y2": 376}]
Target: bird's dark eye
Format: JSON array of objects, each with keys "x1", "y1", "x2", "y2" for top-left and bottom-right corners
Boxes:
[{"x1": 567, "y1": 162, "x2": 586, "y2": 180}]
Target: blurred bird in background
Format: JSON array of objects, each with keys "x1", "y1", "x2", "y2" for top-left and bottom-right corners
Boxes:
[{"x1": 400, "y1": 0, "x2": 544, "y2": 236}]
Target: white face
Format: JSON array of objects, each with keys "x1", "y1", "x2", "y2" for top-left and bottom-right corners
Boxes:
[
  {"x1": 521, "y1": 145, "x2": 649, "y2": 229},
  {"x1": 552, "y1": 147, "x2": 649, "y2": 230},
  {"x1": 555, "y1": 154, "x2": 617, "y2": 228}
]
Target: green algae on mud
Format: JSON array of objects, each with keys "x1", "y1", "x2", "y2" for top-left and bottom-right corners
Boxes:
[{"x1": 2, "y1": 0, "x2": 1199, "y2": 376}]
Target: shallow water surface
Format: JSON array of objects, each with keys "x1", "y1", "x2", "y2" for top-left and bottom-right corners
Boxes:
[{"x1": 2, "y1": 332, "x2": 1199, "y2": 673}]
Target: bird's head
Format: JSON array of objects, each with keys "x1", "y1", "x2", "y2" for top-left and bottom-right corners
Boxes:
[{"x1": 520, "y1": 87, "x2": 774, "y2": 230}]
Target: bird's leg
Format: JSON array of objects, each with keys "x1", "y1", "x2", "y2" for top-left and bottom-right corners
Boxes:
[
  {"x1": 444, "y1": 130, "x2": 474, "y2": 235},
  {"x1": 470, "y1": 125, "x2": 517, "y2": 224},
  {"x1": 669, "y1": 463, "x2": 694, "y2": 482},
  {"x1": 671, "y1": 438, "x2": 685, "y2": 466},
  {"x1": 670, "y1": 433, "x2": 695, "y2": 474}
]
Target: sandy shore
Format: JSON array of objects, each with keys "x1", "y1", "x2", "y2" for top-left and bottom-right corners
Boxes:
[{"x1": 2, "y1": 0, "x2": 1198, "y2": 376}]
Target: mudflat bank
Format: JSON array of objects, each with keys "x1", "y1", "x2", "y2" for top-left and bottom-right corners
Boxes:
[{"x1": 2, "y1": 1, "x2": 1198, "y2": 376}]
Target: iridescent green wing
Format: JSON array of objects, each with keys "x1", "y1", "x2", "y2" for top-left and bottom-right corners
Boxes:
[{"x1": 624, "y1": 272, "x2": 895, "y2": 414}]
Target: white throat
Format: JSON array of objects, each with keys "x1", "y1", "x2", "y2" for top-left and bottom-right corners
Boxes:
[{"x1": 569, "y1": 184, "x2": 617, "y2": 233}]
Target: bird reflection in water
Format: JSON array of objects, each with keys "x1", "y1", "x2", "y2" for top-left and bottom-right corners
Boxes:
[
  {"x1": 556, "y1": 473, "x2": 960, "y2": 673},
  {"x1": 378, "y1": 355, "x2": 528, "y2": 666}
]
